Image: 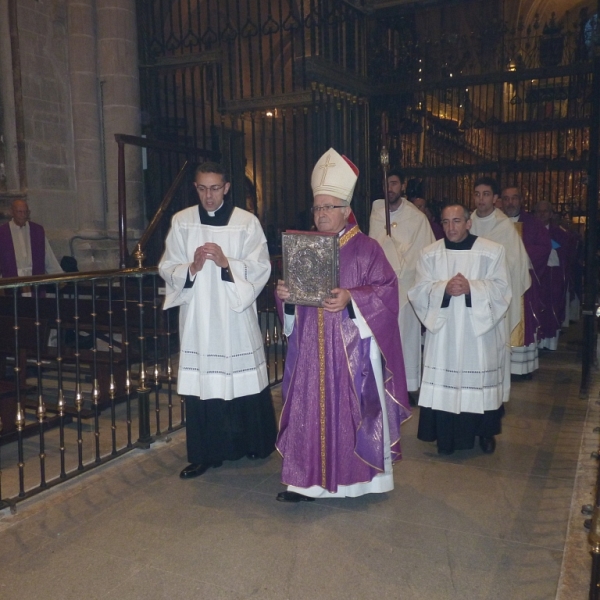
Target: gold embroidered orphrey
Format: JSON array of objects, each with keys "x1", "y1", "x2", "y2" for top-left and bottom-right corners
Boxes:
[
  {"x1": 317, "y1": 224, "x2": 360, "y2": 490},
  {"x1": 318, "y1": 307, "x2": 327, "y2": 488},
  {"x1": 510, "y1": 220, "x2": 526, "y2": 348}
]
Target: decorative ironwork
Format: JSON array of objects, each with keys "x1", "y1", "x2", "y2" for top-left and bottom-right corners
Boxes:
[
  {"x1": 136, "y1": 0, "x2": 372, "y2": 239},
  {"x1": 0, "y1": 261, "x2": 284, "y2": 510},
  {"x1": 136, "y1": 1, "x2": 596, "y2": 244}
]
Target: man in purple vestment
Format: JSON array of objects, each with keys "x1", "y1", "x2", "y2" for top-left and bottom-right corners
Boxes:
[
  {"x1": 275, "y1": 148, "x2": 411, "y2": 502},
  {"x1": 0, "y1": 199, "x2": 63, "y2": 278},
  {"x1": 501, "y1": 188, "x2": 551, "y2": 378},
  {"x1": 533, "y1": 201, "x2": 572, "y2": 350}
]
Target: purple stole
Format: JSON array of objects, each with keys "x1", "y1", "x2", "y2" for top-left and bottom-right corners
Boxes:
[{"x1": 0, "y1": 221, "x2": 46, "y2": 277}]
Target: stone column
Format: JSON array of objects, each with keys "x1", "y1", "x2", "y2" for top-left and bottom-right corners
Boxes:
[
  {"x1": 0, "y1": 0, "x2": 19, "y2": 198},
  {"x1": 68, "y1": 0, "x2": 105, "y2": 235},
  {"x1": 96, "y1": 0, "x2": 143, "y2": 249}
]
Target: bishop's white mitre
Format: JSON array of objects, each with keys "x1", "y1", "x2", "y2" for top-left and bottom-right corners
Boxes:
[{"x1": 311, "y1": 147, "x2": 359, "y2": 203}]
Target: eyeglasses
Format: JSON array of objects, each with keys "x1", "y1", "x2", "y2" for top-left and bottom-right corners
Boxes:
[
  {"x1": 311, "y1": 205, "x2": 346, "y2": 214},
  {"x1": 195, "y1": 183, "x2": 227, "y2": 194}
]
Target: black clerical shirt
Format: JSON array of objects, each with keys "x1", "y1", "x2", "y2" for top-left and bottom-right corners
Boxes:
[
  {"x1": 441, "y1": 233, "x2": 477, "y2": 308},
  {"x1": 184, "y1": 201, "x2": 235, "y2": 288}
]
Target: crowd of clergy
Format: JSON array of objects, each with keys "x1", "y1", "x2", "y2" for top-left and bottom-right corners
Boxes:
[
  {"x1": 406, "y1": 177, "x2": 582, "y2": 456},
  {"x1": 159, "y1": 147, "x2": 582, "y2": 503}
]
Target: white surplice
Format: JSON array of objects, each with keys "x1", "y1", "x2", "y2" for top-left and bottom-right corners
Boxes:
[
  {"x1": 469, "y1": 209, "x2": 530, "y2": 334},
  {"x1": 408, "y1": 237, "x2": 512, "y2": 413},
  {"x1": 159, "y1": 206, "x2": 271, "y2": 400},
  {"x1": 470, "y1": 209, "x2": 531, "y2": 390},
  {"x1": 369, "y1": 199, "x2": 435, "y2": 391}
]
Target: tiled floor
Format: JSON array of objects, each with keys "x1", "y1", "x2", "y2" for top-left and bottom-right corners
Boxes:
[{"x1": 0, "y1": 325, "x2": 596, "y2": 599}]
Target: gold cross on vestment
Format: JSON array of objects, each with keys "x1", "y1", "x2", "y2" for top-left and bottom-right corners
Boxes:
[{"x1": 318, "y1": 154, "x2": 336, "y2": 186}]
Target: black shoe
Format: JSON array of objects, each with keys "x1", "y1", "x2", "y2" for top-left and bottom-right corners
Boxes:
[
  {"x1": 437, "y1": 447, "x2": 454, "y2": 456},
  {"x1": 179, "y1": 461, "x2": 222, "y2": 479},
  {"x1": 276, "y1": 491, "x2": 315, "y2": 503},
  {"x1": 479, "y1": 436, "x2": 496, "y2": 454},
  {"x1": 511, "y1": 373, "x2": 533, "y2": 382}
]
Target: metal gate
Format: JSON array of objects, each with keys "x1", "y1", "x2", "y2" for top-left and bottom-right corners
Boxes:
[
  {"x1": 369, "y1": 6, "x2": 595, "y2": 225},
  {"x1": 136, "y1": 1, "x2": 596, "y2": 238},
  {"x1": 136, "y1": 0, "x2": 374, "y2": 251}
]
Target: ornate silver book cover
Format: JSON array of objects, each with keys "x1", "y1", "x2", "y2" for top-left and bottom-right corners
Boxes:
[{"x1": 282, "y1": 231, "x2": 340, "y2": 307}]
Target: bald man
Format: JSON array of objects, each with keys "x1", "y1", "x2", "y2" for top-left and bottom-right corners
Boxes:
[
  {"x1": 501, "y1": 187, "x2": 551, "y2": 378},
  {"x1": 0, "y1": 199, "x2": 63, "y2": 278}
]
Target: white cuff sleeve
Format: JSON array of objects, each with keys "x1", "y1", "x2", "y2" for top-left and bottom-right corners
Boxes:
[
  {"x1": 284, "y1": 310, "x2": 295, "y2": 336},
  {"x1": 351, "y1": 300, "x2": 374, "y2": 340}
]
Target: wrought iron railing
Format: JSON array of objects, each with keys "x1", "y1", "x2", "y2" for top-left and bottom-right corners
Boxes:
[{"x1": 0, "y1": 263, "x2": 284, "y2": 511}]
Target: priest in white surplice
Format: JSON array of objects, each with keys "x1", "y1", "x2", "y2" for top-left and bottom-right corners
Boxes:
[
  {"x1": 408, "y1": 204, "x2": 511, "y2": 455},
  {"x1": 159, "y1": 162, "x2": 277, "y2": 479},
  {"x1": 369, "y1": 169, "x2": 435, "y2": 395},
  {"x1": 469, "y1": 177, "x2": 531, "y2": 390}
]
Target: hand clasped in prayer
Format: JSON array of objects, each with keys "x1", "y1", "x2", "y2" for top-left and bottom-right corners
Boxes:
[
  {"x1": 191, "y1": 242, "x2": 228, "y2": 275},
  {"x1": 445, "y1": 273, "x2": 470, "y2": 296}
]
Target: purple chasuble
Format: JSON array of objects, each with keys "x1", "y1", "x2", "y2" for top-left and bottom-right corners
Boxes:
[
  {"x1": 0, "y1": 221, "x2": 46, "y2": 277},
  {"x1": 518, "y1": 212, "x2": 551, "y2": 346},
  {"x1": 276, "y1": 226, "x2": 411, "y2": 493},
  {"x1": 537, "y1": 223, "x2": 572, "y2": 340},
  {"x1": 430, "y1": 219, "x2": 444, "y2": 241}
]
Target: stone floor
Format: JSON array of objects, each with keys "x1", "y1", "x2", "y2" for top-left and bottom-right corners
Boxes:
[{"x1": 0, "y1": 324, "x2": 597, "y2": 599}]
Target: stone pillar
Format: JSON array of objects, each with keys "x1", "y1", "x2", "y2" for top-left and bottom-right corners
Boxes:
[
  {"x1": 96, "y1": 0, "x2": 143, "y2": 249},
  {"x1": 68, "y1": 0, "x2": 105, "y2": 236},
  {"x1": 0, "y1": 0, "x2": 19, "y2": 198}
]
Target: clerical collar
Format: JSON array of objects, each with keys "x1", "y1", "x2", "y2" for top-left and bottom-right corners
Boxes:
[
  {"x1": 207, "y1": 201, "x2": 223, "y2": 216},
  {"x1": 445, "y1": 233, "x2": 477, "y2": 250},
  {"x1": 11, "y1": 219, "x2": 27, "y2": 229},
  {"x1": 198, "y1": 201, "x2": 234, "y2": 226}
]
